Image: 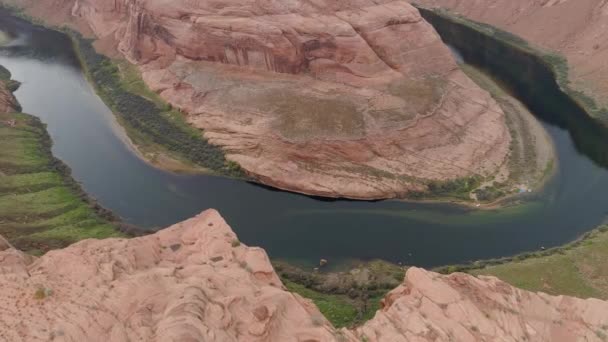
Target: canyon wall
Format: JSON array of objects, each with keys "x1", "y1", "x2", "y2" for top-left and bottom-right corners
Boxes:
[
  {"x1": 1, "y1": 209, "x2": 607, "y2": 341},
  {"x1": 5, "y1": 0, "x2": 512, "y2": 199},
  {"x1": 0, "y1": 68, "x2": 19, "y2": 113},
  {"x1": 417, "y1": 0, "x2": 608, "y2": 115}
]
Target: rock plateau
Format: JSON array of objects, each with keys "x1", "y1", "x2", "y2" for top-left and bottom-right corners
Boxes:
[{"x1": 4, "y1": 0, "x2": 512, "y2": 199}]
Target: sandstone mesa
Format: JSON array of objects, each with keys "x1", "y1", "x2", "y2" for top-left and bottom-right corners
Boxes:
[
  {"x1": 6, "y1": 0, "x2": 512, "y2": 199},
  {"x1": 0, "y1": 209, "x2": 606, "y2": 341}
]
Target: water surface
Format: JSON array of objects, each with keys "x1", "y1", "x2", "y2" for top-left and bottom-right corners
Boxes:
[{"x1": 1, "y1": 12, "x2": 608, "y2": 268}]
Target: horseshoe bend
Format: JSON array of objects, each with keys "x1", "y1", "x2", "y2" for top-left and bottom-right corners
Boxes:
[{"x1": 11, "y1": 0, "x2": 515, "y2": 200}]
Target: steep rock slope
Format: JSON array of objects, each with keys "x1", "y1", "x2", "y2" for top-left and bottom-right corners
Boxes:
[
  {"x1": 5, "y1": 0, "x2": 511, "y2": 199},
  {"x1": 417, "y1": 0, "x2": 608, "y2": 113},
  {"x1": 1, "y1": 209, "x2": 608, "y2": 341},
  {"x1": 0, "y1": 68, "x2": 18, "y2": 113}
]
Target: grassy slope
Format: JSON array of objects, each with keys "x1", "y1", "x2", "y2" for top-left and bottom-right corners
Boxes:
[
  {"x1": 0, "y1": 71, "x2": 123, "y2": 254},
  {"x1": 284, "y1": 280, "x2": 361, "y2": 328},
  {"x1": 284, "y1": 279, "x2": 384, "y2": 328},
  {"x1": 0, "y1": 112, "x2": 124, "y2": 254},
  {"x1": 472, "y1": 227, "x2": 608, "y2": 299}
]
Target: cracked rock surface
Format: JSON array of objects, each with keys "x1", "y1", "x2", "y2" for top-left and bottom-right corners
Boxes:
[{"x1": 1, "y1": 209, "x2": 608, "y2": 341}]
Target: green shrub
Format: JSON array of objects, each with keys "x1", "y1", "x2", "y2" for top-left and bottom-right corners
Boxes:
[{"x1": 66, "y1": 31, "x2": 246, "y2": 179}]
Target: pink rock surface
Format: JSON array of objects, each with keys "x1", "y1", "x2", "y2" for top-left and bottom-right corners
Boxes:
[
  {"x1": 6, "y1": 0, "x2": 512, "y2": 199},
  {"x1": 0, "y1": 210, "x2": 339, "y2": 342},
  {"x1": 1, "y1": 210, "x2": 608, "y2": 341},
  {"x1": 358, "y1": 268, "x2": 608, "y2": 342}
]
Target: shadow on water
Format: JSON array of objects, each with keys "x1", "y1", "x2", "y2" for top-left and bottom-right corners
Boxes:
[
  {"x1": 419, "y1": 8, "x2": 608, "y2": 169},
  {"x1": 2, "y1": 9, "x2": 608, "y2": 269},
  {"x1": 246, "y1": 181, "x2": 384, "y2": 203}
]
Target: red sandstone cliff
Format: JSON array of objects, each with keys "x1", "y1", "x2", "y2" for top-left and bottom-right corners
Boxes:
[
  {"x1": 417, "y1": 0, "x2": 608, "y2": 113},
  {"x1": 1, "y1": 210, "x2": 607, "y2": 341},
  {"x1": 0, "y1": 76, "x2": 19, "y2": 113},
  {"x1": 5, "y1": 0, "x2": 512, "y2": 199}
]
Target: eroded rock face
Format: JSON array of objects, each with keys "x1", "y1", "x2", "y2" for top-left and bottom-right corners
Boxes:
[
  {"x1": 417, "y1": 0, "x2": 608, "y2": 112},
  {"x1": 359, "y1": 268, "x2": 608, "y2": 342},
  {"x1": 1, "y1": 210, "x2": 608, "y2": 341},
  {"x1": 0, "y1": 210, "x2": 340, "y2": 342},
  {"x1": 0, "y1": 79, "x2": 19, "y2": 113},
  {"x1": 7, "y1": 0, "x2": 512, "y2": 199}
]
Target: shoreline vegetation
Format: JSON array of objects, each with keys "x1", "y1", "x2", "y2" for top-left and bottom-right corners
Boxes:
[
  {"x1": 68, "y1": 31, "x2": 247, "y2": 179},
  {"x1": 0, "y1": 66, "x2": 129, "y2": 255}
]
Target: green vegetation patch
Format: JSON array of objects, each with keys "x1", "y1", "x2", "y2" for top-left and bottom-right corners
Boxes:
[
  {"x1": 284, "y1": 279, "x2": 360, "y2": 328},
  {"x1": 433, "y1": 226, "x2": 608, "y2": 299},
  {"x1": 275, "y1": 259, "x2": 403, "y2": 328},
  {"x1": 0, "y1": 110, "x2": 123, "y2": 253},
  {"x1": 67, "y1": 30, "x2": 246, "y2": 178},
  {"x1": 472, "y1": 227, "x2": 608, "y2": 299},
  {"x1": 408, "y1": 176, "x2": 482, "y2": 201}
]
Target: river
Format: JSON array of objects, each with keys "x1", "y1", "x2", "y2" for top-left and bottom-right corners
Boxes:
[{"x1": 1, "y1": 11, "x2": 608, "y2": 269}]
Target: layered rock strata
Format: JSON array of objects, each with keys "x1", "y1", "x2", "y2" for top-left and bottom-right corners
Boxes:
[{"x1": 5, "y1": 0, "x2": 512, "y2": 199}]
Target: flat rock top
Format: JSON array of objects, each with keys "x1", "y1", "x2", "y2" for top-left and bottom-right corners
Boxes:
[
  {"x1": 1, "y1": 209, "x2": 608, "y2": 341},
  {"x1": 47, "y1": 0, "x2": 511, "y2": 199}
]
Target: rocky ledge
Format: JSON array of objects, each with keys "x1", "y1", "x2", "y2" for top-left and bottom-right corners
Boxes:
[
  {"x1": 8, "y1": 0, "x2": 512, "y2": 199},
  {"x1": 1, "y1": 209, "x2": 607, "y2": 341}
]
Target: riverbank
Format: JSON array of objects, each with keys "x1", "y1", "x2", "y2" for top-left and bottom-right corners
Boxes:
[
  {"x1": 416, "y1": 5, "x2": 608, "y2": 124},
  {"x1": 0, "y1": 3, "x2": 243, "y2": 177},
  {"x1": 416, "y1": 6, "x2": 608, "y2": 300},
  {"x1": 0, "y1": 67, "x2": 124, "y2": 254},
  {"x1": 68, "y1": 32, "x2": 246, "y2": 179},
  {"x1": 462, "y1": 64, "x2": 556, "y2": 203}
]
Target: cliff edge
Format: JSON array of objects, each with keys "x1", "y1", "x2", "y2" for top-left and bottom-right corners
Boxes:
[
  {"x1": 1, "y1": 210, "x2": 607, "y2": 341},
  {"x1": 417, "y1": 0, "x2": 608, "y2": 117}
]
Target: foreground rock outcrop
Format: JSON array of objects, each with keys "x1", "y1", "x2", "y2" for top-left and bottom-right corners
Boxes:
[
  {"x1": 1, "y1": 209, "x2": 608, "y2": 341},
  {"x1": 4, "y1": 0, "x2": 512, "y2": 199},
  {"x1": 417, "y1": 0, "x2": 608, "y2": 115}
]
